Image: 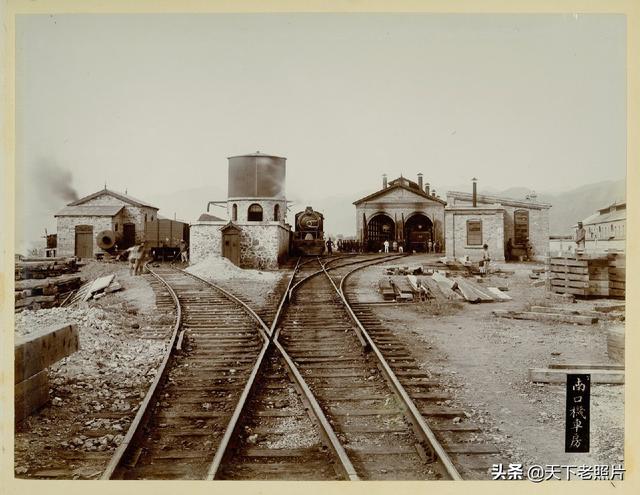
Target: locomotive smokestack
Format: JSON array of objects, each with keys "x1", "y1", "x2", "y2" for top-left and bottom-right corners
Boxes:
[
  {"x1": 382, "y1": 174, "x2": 388, "y2": 189},
  {"x1": 472, "y1": 177, "x2": 478, "y2": 207},
  {"x1": 425, "y1": 182, "x2": 430, "y2": 195},
  {"x1": 417, "y1": 173, "x2": 423, "y2": 190}
]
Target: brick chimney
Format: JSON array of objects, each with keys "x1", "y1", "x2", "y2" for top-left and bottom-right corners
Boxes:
[
  {"x1": 382, "y1": 174, "x2": 388, "y2": 189},
  {"x1": 472, "y1": 177, "x2": 477, "y2": 207},
  {"x1": 425, "y1": 182, "x2": 430, "y2": 195},
  {"x1": 417, "y1": 173, "x2": 423, "y2": 190}
]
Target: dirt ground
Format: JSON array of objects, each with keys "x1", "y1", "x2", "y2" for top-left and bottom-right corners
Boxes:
[
  {"x1": 14, "y1": 260, "x2": 172, "y2": 479},
  {"x1": 351, "y1": 253, "x2": 624, "y2": 476}
]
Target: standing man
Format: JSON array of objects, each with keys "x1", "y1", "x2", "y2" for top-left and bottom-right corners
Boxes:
[
  {"x1": 383, "y1": 239, "x2": 390, "y2": 253},
  {"x1": 480, "y1": 243, "x2": 491, "y2": 276},
  {"x1": 134, "y1": 242, "x2": 149, "y2": 276},
  {"x1": 326, "y1": 238, "x2": 334, "y2": 255},
  {"x1": 427, "y1": 239, "x2": 433, "y2": 253},
  {"x1": 179, "y1": 239, "x2": 189, "y2": 264},
  {"x1": 575, "y1": 222, "x2": 586, "y2": 252},
  {"x1": 392, "y1": 240, "x2": 398, "y2": 252},
  {"x1": 505, "y1": 238, "x2": 513, "y2": 262},
  {"x1": 434, "y1": 239, "x2": 440, "y2": 253}
]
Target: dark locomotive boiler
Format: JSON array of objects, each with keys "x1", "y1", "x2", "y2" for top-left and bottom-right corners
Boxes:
[{"x1": 292, "y1": 206, "x2": 325, "y2": 256}]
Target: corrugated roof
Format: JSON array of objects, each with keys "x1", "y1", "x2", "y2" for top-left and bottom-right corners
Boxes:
[
  {"x1": 583, "y1": 208, "x2": 626, "y2": 225},
  {"x1": 68, "y1": 188, "x2": 158, "y2": 209},
  {"x1": 446, "y1": 191, "x2": 551, "y2": 209},
  {"x1": 55, "y1": 205, "x2": 124, "y2": 217}
]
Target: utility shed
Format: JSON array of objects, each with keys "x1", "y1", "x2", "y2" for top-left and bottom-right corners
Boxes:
[
  {"x1": 445, "y1": 189, "x2": 551, "y2": 262},
  {"x1": 55, "y1": 188, "x2": 158, "y2": 258}
]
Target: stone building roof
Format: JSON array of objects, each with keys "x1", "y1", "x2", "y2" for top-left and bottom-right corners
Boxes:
[
  {"x1": 446, "y1": 191, "x2": 551, "y2": 209},
  {"x1": 54, "y1": 205, "x2": 124, "y2": 217},
  {"x1": 353, "y1": 177, "x2": 447, "y2": 206},
  {"x1": 197, "y1": 213, "x2": 226, "y2": 222},
  {"x1": 68, "y1": 188, "x2": 158, "y2": 210},
  {"x1": 582, "y1": 202, "x2": 626, "y2": 226}
]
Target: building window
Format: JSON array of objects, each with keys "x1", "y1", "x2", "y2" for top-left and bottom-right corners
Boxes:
[
  {"x1": 247, "y1": 203, "x2": 263, "y2": 221},
  {"x1": 145, "y1": 213, "x2": 148, "y2": 222},
  {"x1": 232, "y1": 204, "x2": 238, "y2": 221},
  {"x1": 273, "y1": 204, "x2": 280, "y2": 221},
  {"x1": 466, "y1": 220, "x2": 482, "y2": 246},
  {"x1": 115, "y1": 224, "x2": 118, "y2": 232},
  {"x1": 514, "y1": 209, "x2": 529, "y2": 246}
]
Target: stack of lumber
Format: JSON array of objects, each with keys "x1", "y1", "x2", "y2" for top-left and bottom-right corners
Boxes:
[
  {"x1": 529, "y1": 363, "x2": 624, "y2": 384},
  {"x1": 432, "y1": 272, "x2": 509, "y2": 303},
  {"x1": 15, "y1": 324, "x2": 79, "y2": 421},
  {"x1": 67, "y1": 274, "x2": 120, "y2": 305},
  {"x1": 607, "y1": 253, "x2": 625, "y2": 299},
  {"x1": 493, "y1": 306, "x2": 599, "y2": 325},
  {"x1": 389, "y1": 277, "x2": 414, "y2": 301},
  {"x1": 548, "y1": 253, "x2": 625, "y2": 298},
  {"x1": 14, "y1": 258, "x2": 81, "y2": 312},
  {"x1": 15, "y1": 257, "x2": 78, "y2": 280},
  {"x1": 378, "y1": 278, "x2": 396, "y2": 301}
]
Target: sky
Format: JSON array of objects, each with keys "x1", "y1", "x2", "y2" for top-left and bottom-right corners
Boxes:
[{"x1": 14, "y1": 13, "x2": 626, "y2": 251}]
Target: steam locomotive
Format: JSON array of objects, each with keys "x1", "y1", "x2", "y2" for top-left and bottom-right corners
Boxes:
[{"x1": 292, "y1": 206, "x2": 325, "y2": 256}]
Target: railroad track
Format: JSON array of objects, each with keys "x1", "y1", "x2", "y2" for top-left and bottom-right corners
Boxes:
[
  {"x1": 339, "y1": 258, "x2": 501, "y2": 478},
  {"x1": 102, "y1": 254, "x2": 471, "y2": 480}
]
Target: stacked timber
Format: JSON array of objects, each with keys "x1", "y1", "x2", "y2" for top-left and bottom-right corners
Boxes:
[
  {"x1": 548, "y1": 255, "x2": 610, "y2": 297},
  {"x1": 607, "y1": 253, "x2": 625, "y2": 299},
  {"x1": 15, "y1": 257, "x2": 78, "y2": 280},
  {"x1": 15, "y1": 324, "x2": 79, "y2": 421},
  {"x1": 15, "y1": 257, "x2": 81, "y2": 312}
]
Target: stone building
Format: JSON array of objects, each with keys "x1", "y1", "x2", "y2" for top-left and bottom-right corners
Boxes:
[
  {"x1": 445, "y1": 185, "x2": 551, "y2": 262},
  {"x1": 190, "y1": 152, "x2": 291, "y2": 269},
  {"x1": 55, "y1": 188, "x2": 159, "y2": 258},
  {"x1": 580, "y1": 201, "x2": 626, "y2": 252},
  {"x1": 353, "y1": 174, "x2": 446, "y2": 252}
]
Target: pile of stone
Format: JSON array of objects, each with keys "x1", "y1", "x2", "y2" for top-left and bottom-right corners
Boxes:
[{"x1": 15, "y1": 258, "x2": 82, "y2": 312}]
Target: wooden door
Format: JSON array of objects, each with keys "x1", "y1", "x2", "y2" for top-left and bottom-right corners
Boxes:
[
  {"x1": 122, "y1": 223, "x2": 136, "y2": 248},
  {"x1": 75, "y1": 225, "x2": 93, "y2": 258},
  {"x1": 222, "y1": 232, "x2": 240, "y2": 266}
]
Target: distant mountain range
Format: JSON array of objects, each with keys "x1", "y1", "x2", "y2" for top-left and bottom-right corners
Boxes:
[
  {"x1": 146, "y1": 178, "x2": 626, "y2": 238},
  {"x1": 488, "y1": 179, "x2": 626, "y2": 234}
]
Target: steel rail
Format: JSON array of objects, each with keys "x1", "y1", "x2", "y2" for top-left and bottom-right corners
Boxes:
[
  {"x1": 320, "y1": 254, "x2": 405, "y2": 348},
  {"x1": 101, "y1": 264, "x2": 183, "y2": 479},
  {"x1": 336, "y1": 259, "x2": 464, "y2": 480},
  {"x1": 188, "y1": 260, "x2": 359, "y2": 480},
  {"x1": 273, "y1": 328, "x2": 360, "y2": 480}
]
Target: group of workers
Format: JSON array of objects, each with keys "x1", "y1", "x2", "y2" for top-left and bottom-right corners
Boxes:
[{"x1": 123, "y1": 239, "x2": 189, "y2": 276}]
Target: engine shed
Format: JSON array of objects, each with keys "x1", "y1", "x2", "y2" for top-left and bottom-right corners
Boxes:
[
  {"x1": 54, "y1": 188, "x2": 159, "y2": 258},
  {"x1": 354, "y1": 174, "x2": 446, "y2": 252}
]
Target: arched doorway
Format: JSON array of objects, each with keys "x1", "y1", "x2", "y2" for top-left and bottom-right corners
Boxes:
[
  {"x1": 367, "y1": 214, "x2": 395, "y2": 252},
  {"x1": 404, "y1": 213, "x2": 433, "y2": 252}
]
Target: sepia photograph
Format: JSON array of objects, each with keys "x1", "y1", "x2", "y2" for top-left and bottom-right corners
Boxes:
[{"x1": 4, "y1": 0, "x2": 637, "y2": 487}]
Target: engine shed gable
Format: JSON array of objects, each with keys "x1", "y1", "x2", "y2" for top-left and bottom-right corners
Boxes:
[{"x1": 353, "y1": 183, "x2": 447, "y2": 206}]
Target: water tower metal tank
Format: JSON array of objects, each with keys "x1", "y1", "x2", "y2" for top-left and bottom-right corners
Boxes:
[{"x1": 228, "y1": 152, "x2": 286, "y2": 199}]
